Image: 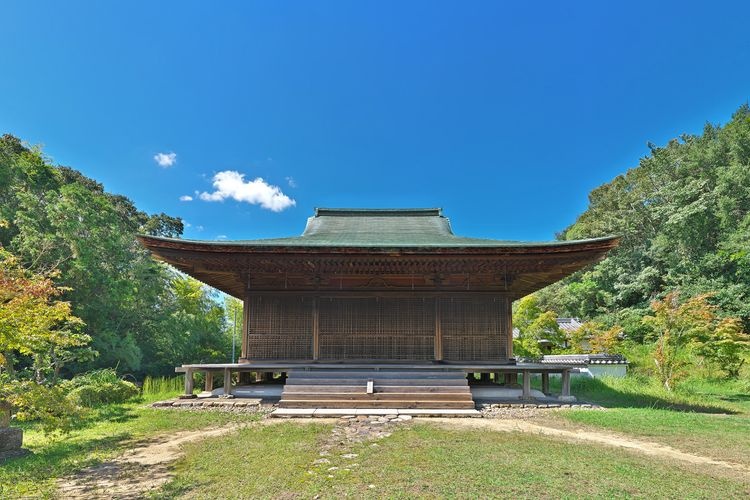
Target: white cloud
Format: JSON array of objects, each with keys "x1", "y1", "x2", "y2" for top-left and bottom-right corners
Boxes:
[
  {"x1": 154, "y1": 152, "x2": 177, "y2": 167},
  {"x1": 196, "y1": 225, "x2": 204, "y2": 231},
  {"x1": 198, "y1": 170, "x2": 296, "y2": 212},
  {"x1": 216, "y1": 235, "x2": 228, "y2": 240},
  {"x1": 286, "y1": 176, "x2": 297, "y2": 188},
  {"x1": 179, "y1": 195, "x2": 193, "y2": 202}
]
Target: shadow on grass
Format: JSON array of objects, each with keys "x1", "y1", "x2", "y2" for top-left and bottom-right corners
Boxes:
[
  {"x1": 718, "y1": 394, "x2": 750, "y2": 403},
  {"x1": 0, "y1": 431, "x2": 133, "y2": 484},
  {"x1": 89, "y1": 404, "x2": 138, "y2": 425},
  {"x1": 570, "y1": 377, "x2": 738, "y2": 414},
  {"x1": 532, "y1": 375, "x2": 738, "y2": 414}
]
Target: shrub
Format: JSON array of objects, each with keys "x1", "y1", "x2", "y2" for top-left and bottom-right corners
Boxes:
[
  {"x1": 62, "y1": 369, "x2": 139, "y2": 407},
  {"x1": 0, "y1": 376, "x2": 84, "y2": 433}
]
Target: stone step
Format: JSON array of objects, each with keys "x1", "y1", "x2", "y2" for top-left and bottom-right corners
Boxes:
[{"x1": 271, "y1": 408, "x2": 481, "y2": 418}]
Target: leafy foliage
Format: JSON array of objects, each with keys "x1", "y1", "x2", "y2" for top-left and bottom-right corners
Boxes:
[
  {"x1": 0, "y1": 134, "x2": 232, "y2": 377},
  {"x1": 0, "y1": 376, "x2": 83, "y2": 433},
  {"x1": 0, "y1": 248, "x2": 89, "y2": 381},
  {"x1": 62, "y1": 369, "x2": 139, "y2": 407},
  {"x1": 539, "y1": 105, "x2": 750, "y2": 335},
  {"x1": 534, "y1": 104, "x2": 750, "y2": 380},
  {"x1": 642, "y1": 292, "x2": 750, "y2": 388},
  {"x1": 512, "y1": 295, "x2": 565, "y2": 358}
]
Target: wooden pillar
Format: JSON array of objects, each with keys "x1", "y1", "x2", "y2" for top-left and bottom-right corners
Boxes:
[
  {"x1": 561, "y1": 369, "x2": 571, "y2": 398},
  {"x1": 205, "y1": 371, "x2": 214, "y2": 392},
  {"x1": 541, "y1": 372, "x2": 549, "y2": 395},
  {"x1": 434, "y1": 298, "x2": 443, "y2": 361},
  {"x1": 480, "y1": 372, "x2": 491, "y2": 383},
  {"x1": 223, "y1": 368, "x2": 233, "y2": 397},
  {"x1": 522, "y1": 370, "x2": 531, "y2": 399},
  {"x1": 312, "y1": 297, "x2": 320, "y2": 360},
  {"x1": 504, "y1": 372, "x2": 517, "y2": 385},
  {"x1": 506, "y1": 298, "x2": 514, "y2": 360},
  {"x1": 182, "y1": 368, "x2": 196, "y2": 398},
  {"x1": 238, "y1": 295, "x2": 253, "y2": 384},
  {"x1": 240, "y1": 294, "x2": 251, "y2": 361}
]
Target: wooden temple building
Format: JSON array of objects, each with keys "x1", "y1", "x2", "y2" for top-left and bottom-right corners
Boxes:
[{"x1": 138, "y1": 208, "x2": 618, "y2": 411}]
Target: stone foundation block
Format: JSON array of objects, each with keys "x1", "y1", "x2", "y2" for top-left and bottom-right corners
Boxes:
[{"x1": 0, "y1": 427, "x2": 23, "y2": 453}]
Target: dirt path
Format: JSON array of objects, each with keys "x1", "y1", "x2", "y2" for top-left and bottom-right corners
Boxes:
[
  {"x1": 56, "y1": 414, "x2": 748, "y2": 498},
  {"x1": 54, "y1": 418, "x2": 341, "y2": 499},
  {"x1": 55, "y1": 424, "x2": 248, "y2": 499},
  {"x1": 434, "y1": 417, "x2": 750, "y2": 475}
]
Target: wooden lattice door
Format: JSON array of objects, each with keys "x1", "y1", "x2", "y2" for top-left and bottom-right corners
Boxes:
[{"x1": 318, "y1": 296, "x2": 435, "y2": 361}]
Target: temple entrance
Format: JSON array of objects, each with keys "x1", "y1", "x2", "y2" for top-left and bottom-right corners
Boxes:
[{"x1": 318, "y1": 297, "x2": 435, "y2": 361}]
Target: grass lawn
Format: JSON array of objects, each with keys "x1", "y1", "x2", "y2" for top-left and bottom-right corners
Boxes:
[
  {"x1": 161, "y1": 422, "x2": 749, "y2": 498},
  {"x1": 2, "y1": 376, "x2": 749, "y2": 498},
  {"x1": 547, "y1": 408, "x2": 750, "y2": 467},
  {"x1": 0, "y1": 399, "x2": 259, "y2": 498},
  {"x1": 534, "y1": 375, "x2": 750, "y2": 467}
]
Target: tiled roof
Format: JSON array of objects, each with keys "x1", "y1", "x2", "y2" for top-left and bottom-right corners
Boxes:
[
  {"x1": 541, "y1": 354, "x2": 628, "y2": 365},
  {"x1": 556, "y1": 318, "x2": 583, "y2": 333},
  {"x1": 143, "y1": 208, "x2": 618, "y2": 248}
]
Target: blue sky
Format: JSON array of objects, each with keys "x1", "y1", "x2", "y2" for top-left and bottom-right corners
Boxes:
[{"x1": 2, "y1": 1, "x2": 749, "y2": 242}]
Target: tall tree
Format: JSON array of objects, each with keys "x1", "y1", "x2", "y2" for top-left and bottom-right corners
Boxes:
[
  {"x1": 538, "y1": 104, "x2": 750, "y2": 339},
  {"x1": 0, "y1": 134, "x2": 226, "y2": 377}
]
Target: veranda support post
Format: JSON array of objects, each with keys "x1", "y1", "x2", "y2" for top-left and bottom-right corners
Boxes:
[
  {"x1": 559, "y1": 369, "x2": 576, "y2": 402},
  {"x1": 204, "y1": 371, "x2": 214, "y2": 392},
  {"x1": 541, "y1": 372, "x2": 550, "y2": 395},
  {"x1": 521, "y1": 370, "x2": 531, "y2": 399},
  {"x1": 223, "y1": 368, "x2": 233, "y2": 397},
  {"x1": 181, "y1": 368, "x2": 196, "y2": 399}
]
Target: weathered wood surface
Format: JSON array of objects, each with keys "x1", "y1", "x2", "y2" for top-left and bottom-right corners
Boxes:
[
  {"x1": 138, "y1": 233, "x2": 619, "y2": 300},
  {"x1": 278, "y1": 368, "x2": 474, "y2": 410},
  {"x1": 223, "y1": 368, "x2": 232, "y2": 396},
  {"x1": 541, "y1": 372, "x2": 550, "y2": 395},
  {"x1": 204, "y1": 371, "x2": 214, "y2": 392}
]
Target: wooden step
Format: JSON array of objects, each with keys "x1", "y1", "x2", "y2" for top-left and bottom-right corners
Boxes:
[
  {"x1": 286, "y1": 370, "x2": 467, "y2": 378},
  {"x1": 278, "y1": 400, "x2": 476, "y2": 409},
  {"x1": 280, "y1": 393, "x2": 473, "y2": 402},
  {"x1": 282, "y1": 385, "x2": 471, "y2": 394},
  {"x1": 285, "y1": 378, "x2": 469, "y2": 386},
  {"x1": 279, "y1": 368, "x2": 476, "y2": 410}
]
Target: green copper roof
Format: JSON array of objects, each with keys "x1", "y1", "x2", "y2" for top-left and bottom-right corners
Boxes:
[{"x1": 142, "y1": 208, "x2": 619, "y2": 248}]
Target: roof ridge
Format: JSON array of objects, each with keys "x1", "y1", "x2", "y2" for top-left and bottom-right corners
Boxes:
[{"x1": 314, "y1": 208, "x2": 443, "y2": 217}]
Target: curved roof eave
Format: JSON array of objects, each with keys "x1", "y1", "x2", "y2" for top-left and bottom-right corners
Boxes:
[{"x1": 136, "y1": 234, "x2": 621, "y2": 254}]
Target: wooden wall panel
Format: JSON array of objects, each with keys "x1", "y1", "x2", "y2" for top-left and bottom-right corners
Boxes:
[
  {"x1": 318, "y1": 297, "x2": 435, "y2": 360},
  {"x1": 439, "y1": 297, "x2": 507, "y2": 362},
  {"x1": 246, "y1": 296, "x2": 313, "y2": 360},
  {"x1": 244, "y1": 293, "x2": 509, "y2": 362}
]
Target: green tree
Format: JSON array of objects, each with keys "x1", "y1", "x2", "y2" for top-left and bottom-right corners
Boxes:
[
  {"x1": 695, "y1": 317, "x2": 750, "y2": 378},
  {"x1": 0, "y1": 248, "x2": 89, "y2": 379},
  {"x1": 0, "y1": 134, "x2": 201, "y2": 377},
  {"x1": 0, "y1": 247, "x2": 88, "y2": 432},
  {"x1": 552, "y1": 104, "x2": 750, "y2": 331},
  {"x1": 512, "y1": 295, "x2": 565, "y2": 358},
  {"x1": 643, "y1": 291, "x2": 750, "y2": 389}
]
